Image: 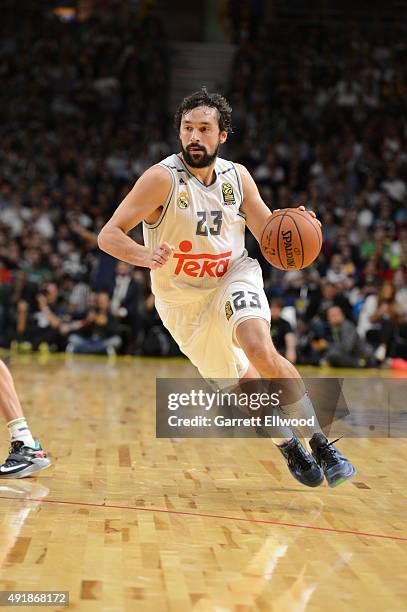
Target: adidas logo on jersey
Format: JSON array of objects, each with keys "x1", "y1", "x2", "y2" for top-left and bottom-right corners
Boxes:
[
  {"x1": 179, "y1": 177, "x2": 186, "y2": 184},
  {"x1": 173, "y1": 241, "x2": 231, "y2": 278}
]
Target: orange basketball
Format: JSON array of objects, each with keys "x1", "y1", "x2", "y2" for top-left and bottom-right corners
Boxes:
[{"x1": 260, "y1": 208, "x2": 322, "y2": 271}]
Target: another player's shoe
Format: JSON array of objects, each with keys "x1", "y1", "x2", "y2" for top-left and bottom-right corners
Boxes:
[
  {"x1": 0, "y1": 440, "x2": 51, "y2": 478},
  {"x1": 278, "y1": 435, "x2": 324, "y2": 487},
  {"x1": 309, "y1": 433, "x2": 356, "y2": 487}
]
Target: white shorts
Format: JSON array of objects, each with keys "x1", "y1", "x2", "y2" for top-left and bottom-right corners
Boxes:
[{"x1": 155, "y1": 257, "x2": 271, "y2": 379}]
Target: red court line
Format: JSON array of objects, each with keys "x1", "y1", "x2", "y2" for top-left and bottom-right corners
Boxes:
[{"x1": 0, "y1": 495, "x2": 405, "y2": 542}]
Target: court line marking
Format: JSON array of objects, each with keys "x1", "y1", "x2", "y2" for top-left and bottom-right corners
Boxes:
[{"x1": 0, "y1": 495, "x2": 405, "y2": 541}]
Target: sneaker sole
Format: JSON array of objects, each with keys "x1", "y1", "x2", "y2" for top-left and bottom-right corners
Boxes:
[
  {"x1": 300, "y1": 477, "x2": 325, "y2": 488},
  {"x1": 327, "y1": 465, "x2": 357, "y2": 488},
  {"x1": 290, "y1": 469, "x2": 324, "y2": 488},
  {"x1": 0, "y1": 459, "x2": 52, "y2": 479}
]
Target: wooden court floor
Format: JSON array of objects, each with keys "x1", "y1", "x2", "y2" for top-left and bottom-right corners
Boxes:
[{"x1": 0, "y1": 353, "x2": 405, "y2": 612}]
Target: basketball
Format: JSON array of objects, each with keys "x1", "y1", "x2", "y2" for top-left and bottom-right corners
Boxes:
[{"x1": 260, "y1": 208, "x2": 322, "y2": 271}]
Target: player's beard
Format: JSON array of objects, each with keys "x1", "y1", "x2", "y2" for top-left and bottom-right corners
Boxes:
[{"x1": 181, "y1": 142, "x2": 220, "y2": 168}]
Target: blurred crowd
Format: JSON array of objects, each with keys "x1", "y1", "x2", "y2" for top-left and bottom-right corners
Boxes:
[
  {"x1": 1, "y1": 7, "x2": 406, "y2": 367},
  {"x1": 0, "y1": 8, "x2": 177, "y2": 357},
  {"x1": 228, "y1": 15, "x2": 407, "y2": 368}
]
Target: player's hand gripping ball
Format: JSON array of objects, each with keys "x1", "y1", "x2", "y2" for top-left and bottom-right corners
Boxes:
[{"x1": 260, "y1": 206, "x2": 322, "y2": 271}]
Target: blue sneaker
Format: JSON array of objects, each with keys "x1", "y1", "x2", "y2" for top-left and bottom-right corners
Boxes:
[
  {"x1": 278, "y1": 435, "x2": 324, "y2": 487},
  {"x1": 309, "y1": 433, "x2": 356, "y2": 487}
]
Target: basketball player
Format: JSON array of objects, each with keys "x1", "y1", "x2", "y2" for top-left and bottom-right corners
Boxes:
[
  {"x1": 0, "y1": 360, "x2": 51, "y2": 477},
  {"x1": 98, "y1": 88, "x2": 356, "y2": 488}
]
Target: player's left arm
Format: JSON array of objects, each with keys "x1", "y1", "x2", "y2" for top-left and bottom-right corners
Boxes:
[{"x1": 236, "y1": 163, "x2": 319, "y2": 242}]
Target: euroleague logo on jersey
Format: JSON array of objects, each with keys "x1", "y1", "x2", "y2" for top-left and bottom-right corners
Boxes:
[
  {"x1": 173, "y1": 241, "x2": 232, "y2": 278},
  {"x1": 221, "y1": 182, "x2": 236, "y2": 205}
]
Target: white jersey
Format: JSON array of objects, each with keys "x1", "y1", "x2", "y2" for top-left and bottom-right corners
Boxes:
[{"x1": 143, "y1": 153, "x2": 247, "y2": 304}]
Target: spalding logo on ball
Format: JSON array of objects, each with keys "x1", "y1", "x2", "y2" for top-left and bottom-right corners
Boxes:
[{"x1": 260, "y1": 208, "x2": 322, "y2": 271}]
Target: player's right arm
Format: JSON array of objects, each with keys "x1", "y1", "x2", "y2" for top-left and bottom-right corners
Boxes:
[{"x1": 97, "y1": 165, "x2": 174, "y2": 269}]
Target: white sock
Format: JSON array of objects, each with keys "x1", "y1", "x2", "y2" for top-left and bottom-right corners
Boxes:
[{"x1": 7, "y1": 418, "x2": 36, "y2": 448}]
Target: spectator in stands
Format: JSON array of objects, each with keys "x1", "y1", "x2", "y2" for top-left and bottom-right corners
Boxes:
[
  {"x1": 66, "y1": 292, "x2": 122, "y2": 356},
  {"x1": 308, "y1": 306, "x2": 371, "y2": 368},
  {"x1": 107, "y1": 262, "x2": 144, "y2": 353},
  {"x1": 270, "y1": 298, "x2": 297, "y2": 363},
  {"x1": 304, "y1": 279, "x2": 353, "y2": 325},
  {"x1": 15, "y1": 282, "x2": 67, "y2": 352},
  {"x1": 358, "y1": 281, "x2": 404, "y2": 362}
]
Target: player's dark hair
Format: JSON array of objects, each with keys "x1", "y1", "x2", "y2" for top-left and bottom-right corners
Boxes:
[{"x1": 174, "y1": 87, "x2": 233, "y2": 134}]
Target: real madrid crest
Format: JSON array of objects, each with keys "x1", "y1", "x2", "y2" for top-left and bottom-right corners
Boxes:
[
  {"x1": 221, "y1": 182, "x2": 236, "y2": 205},
  {"x1": 177, "y1": 191, "x2": 190, "y2": 209}
]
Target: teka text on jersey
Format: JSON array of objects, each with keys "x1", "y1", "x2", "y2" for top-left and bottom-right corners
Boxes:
[{"x1": 173, "y1": 240, "x2": 232, "y2": 278}]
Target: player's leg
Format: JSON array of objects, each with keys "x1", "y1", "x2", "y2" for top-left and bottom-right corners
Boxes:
[
  {"x1": 237, "y1": 318, "x2": 320, "y2": 425},
  {"x1": 236, "y1": 357, "x2": 325, "y2": 486},
  {"x1": 217, "y1": 254, "x2": 354, "y2": 487},
  {"x1": 214, "y1": 266, "x2": 324, "y2": 487},
  {"x1": 0, "y1": 360, "x2": 51, "y2": 478},
  {"x1": 236, "y1": 319, "x2": 356, "y2": 487}
]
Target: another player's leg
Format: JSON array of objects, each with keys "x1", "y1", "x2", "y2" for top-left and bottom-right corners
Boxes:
[
  {"x1": 0, "y1": 361, "x2": 51, "y2": 478},
  {"x1": 236, "y1": 319, "x2": 356, "y2": 487}
]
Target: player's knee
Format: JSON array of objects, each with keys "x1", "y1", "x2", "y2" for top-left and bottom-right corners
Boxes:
[
  {"x1": 243, "y1": 340, "x2": 279, "y2": 369},
  {"x1": 0, "y1": 360, "x2": 13, "y2": 383}
]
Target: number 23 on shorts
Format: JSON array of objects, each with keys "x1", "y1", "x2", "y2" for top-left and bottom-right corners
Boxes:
[{"x1": 231, "y1": 290, "x2": 261, "y2": 311}]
